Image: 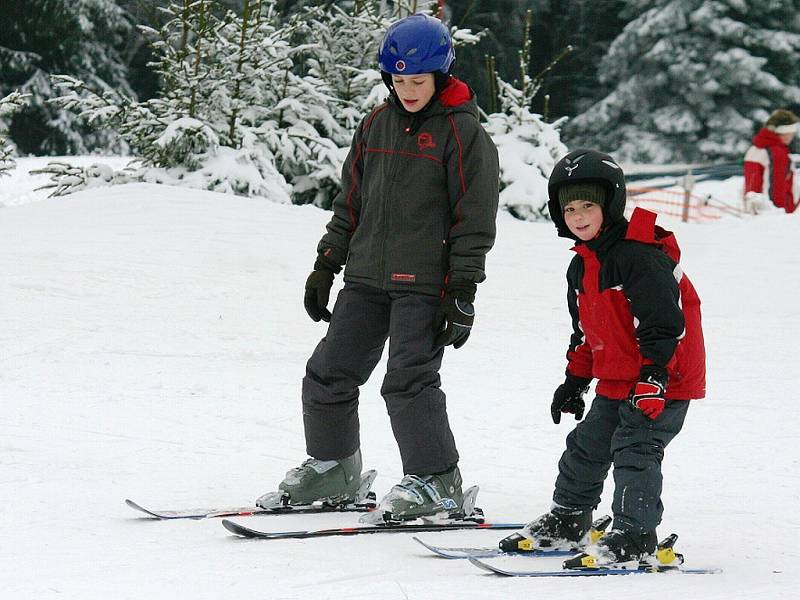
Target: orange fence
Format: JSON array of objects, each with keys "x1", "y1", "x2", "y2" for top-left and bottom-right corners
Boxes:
[{"x1": 627, "y1": 186, "x2": 747, "y2": 222}]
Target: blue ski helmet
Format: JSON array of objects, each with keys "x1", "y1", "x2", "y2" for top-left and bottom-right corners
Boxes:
[{"x1": 378, "y1": 13, "x2": 455, "y2": 75}]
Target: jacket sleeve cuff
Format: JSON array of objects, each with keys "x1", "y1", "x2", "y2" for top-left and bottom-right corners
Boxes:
[
  {"x1": 314, "y1": 252, "x2": 342, "y2": 274},
  {"x1": 566, "y1": 365, "x2": 593, "y2": 383},
  {"x1": 445, "y1": 278, "x2": 477, "y2": 302}
]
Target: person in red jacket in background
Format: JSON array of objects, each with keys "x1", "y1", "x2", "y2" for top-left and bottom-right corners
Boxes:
[
  {"x1": 497, "y1": 149, "x2": 706, "y2": 570},
  {"x1": 744, "y1": 109, "x2": 799, "y2": 214}
]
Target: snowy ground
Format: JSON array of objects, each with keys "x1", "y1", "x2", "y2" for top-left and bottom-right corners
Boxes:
[{"x1": 1, "y1": 158, "x2": 798, "y2": 599}]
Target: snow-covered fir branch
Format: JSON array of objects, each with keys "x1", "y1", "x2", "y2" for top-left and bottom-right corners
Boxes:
[
  {"x1": 0, "y1": 91, "x2": 30, "y2": 176},
  {"x1": 29, "y1": 160, "x2": 135, "y2": 196}
]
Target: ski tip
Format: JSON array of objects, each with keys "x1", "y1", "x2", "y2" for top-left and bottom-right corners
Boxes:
[
  {"x1": 221, "y1": 519, "x2": 246, "y2": 536},
  {"x1": 411, "y1": 536, "x2": 433, "y2": 551},
  {"x1": 125, "y1": 498, "x2": 159, "y2": 518},
  {"x1": 467, "y1": 557, "x2": 500, "y2": 574}
]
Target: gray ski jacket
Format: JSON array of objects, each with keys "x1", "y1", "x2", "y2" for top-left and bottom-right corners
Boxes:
[{"x1": 317, "y1": 77, "x2": 499, "y2": 296}]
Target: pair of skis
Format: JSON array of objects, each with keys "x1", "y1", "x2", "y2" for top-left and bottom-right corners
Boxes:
[
  {"x1": 128, "y1": 477, "x2": 523, "y2": 540},
  {"x1": 412, "y1": 534, "x2": 722, "y2": 577}
]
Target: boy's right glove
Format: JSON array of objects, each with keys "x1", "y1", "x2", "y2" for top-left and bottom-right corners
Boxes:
[
  {"x1": 434, "y1": 279, "x2": 477, "y2": 349},
  {"x1": 628, "y1": 365, "x2": 668, "y2": 420},
  {"x1": 303, "y1": 256, "x2": 340, "y2": 323},
  {"x1": 551, "y1": 373, "x2": 592, "y2": 424}
]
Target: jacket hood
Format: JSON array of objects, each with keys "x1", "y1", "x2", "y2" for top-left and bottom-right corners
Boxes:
[
  {"x1": 438, "y1": 77, "x2": 475, "y2": 113},
  {"x1": 624, "y1": 207, "x2": 681, "y2": 262},
  {"x1": 753, "y1": 127, "x2": 789, "y2": 149}
]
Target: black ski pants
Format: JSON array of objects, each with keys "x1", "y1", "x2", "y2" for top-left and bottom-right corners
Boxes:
[
  {"x1": 302, "y1": 282, "x2": 459, "y2": 475},
  {"x1": 553, "y1": 395, "x2": 689, "y2": 534}
]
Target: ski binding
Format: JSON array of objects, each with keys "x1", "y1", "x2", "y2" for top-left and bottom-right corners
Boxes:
[{"x1": 412, "y1": 514, "x2": 611, "y2": 559}]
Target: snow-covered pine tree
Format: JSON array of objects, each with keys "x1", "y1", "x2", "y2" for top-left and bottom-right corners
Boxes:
[
  {"x1": 566, "y1": 0, "x2": 800, "y2": 163},
  {"x1": 483, "y1": 10, "x2": 568, "y2": 221},
  {"x1": 297, "y1": 2, "x2": 390, "y2": 139},
  {"x1": 0, "y1": 0, "x2": 133, "y2": 155},
  {"x1": 52, "y1": 0, "x2": 302, "y2": 202},
  {"x1": 279, "y1": 1, "x2": 390, "y2": 207}
]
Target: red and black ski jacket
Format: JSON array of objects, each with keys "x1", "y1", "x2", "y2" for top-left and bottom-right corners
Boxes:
[
  {"x1": 317, "y1": 77, "x2": 500, "y2": 296},
  {"x1": 563, "y1": 208, "x2": 706, "y2": 400}
]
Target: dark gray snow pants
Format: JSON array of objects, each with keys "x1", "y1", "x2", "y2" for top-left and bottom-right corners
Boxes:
[
  {"x1": 302, "y1": 282, "x2": 459, "y2": 475},
  {"x1": 553, "y1": 395, "x2": 689, "y2": 534}
]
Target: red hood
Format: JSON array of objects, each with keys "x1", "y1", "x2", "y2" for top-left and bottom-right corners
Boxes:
[
  {"x1": 752, "y1": 127, "x2": 788, "y2": 149},
  {"x1": 625, "y1": 207, "x2": 681, "y2": 263},
  {"x1": 439, "y1": 77, "x2": 472, "y2": 107}
]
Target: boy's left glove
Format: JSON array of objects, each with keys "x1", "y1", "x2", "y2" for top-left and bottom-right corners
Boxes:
[
  {"x1": 434, "y1": 279, "x2": 476, "y2": 349},
  {"x1": 551, "y1": 373, "x2": 591, "y2": 424},
  {"x1": 628, "y1": 365, "x2": 669, "y2": 420}
]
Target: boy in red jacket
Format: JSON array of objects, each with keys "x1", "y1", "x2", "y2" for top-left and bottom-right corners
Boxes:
[
  {"x1": 744, "y1": 109, "x2": 798, "y2": 213},
  {"x1": 498, "y1": 149, "x2": 706, "y2": 569}
]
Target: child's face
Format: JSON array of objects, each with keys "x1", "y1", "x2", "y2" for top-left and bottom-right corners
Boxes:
[
  {"x1": 391, "y1": 73, "x2": 436, "y2": 113},
  {"x1": 779, "y1": 131, "x2": 796, "y2": 145},
  {"x1": 563, "y1": 199, "x2": 604, "y2": 241}
]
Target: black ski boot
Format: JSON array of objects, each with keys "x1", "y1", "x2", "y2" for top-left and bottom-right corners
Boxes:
[
  {"x1": 499, "y1": 507, "x2": 609, "y2": 553},
  {"x1": 563, "y1": 528, "x2": 657, "y2": 569}
]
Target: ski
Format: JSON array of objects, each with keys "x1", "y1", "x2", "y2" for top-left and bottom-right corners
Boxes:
[
  {"x1": 467, "y1": 556, "x2": 722, "y2": 577},
  {"x1": 222, "y1": 518, "x2": 525, "y2": 540},
  {"x1": 125, "y1": 498, "x2": 375, "y2": 520},
  {"x1": 412, "y1": 536, "x2": 573, "y2": 559},
  {"x1": 126, "y1": 470, "x2": 378, "y2": 520}
]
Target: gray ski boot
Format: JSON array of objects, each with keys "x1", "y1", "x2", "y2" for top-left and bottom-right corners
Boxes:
[
  {"x1": 359, "y1": 465, "x2": 480, "y2": 525},
  {"x1": 256, "y1": 449, "x2": 374, "y2": 508}
]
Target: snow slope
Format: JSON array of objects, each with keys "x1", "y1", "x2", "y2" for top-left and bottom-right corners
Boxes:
[{"x1": 1, "y1": 173, "x2": 798, "y2": 599}]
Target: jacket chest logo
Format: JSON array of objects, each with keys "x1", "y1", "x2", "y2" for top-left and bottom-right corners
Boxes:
[{"x1": 417, "y1": 132, "x2": 436, "y2": 151}]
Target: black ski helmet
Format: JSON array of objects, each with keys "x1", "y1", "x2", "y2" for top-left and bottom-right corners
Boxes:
[{"x1": 547, "y1": 148, "x2": 626, "y2": 239}]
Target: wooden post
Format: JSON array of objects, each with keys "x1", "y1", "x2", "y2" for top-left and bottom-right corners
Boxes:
[{"x1": 681, "y1": 170, "x2": 695, "y2": 223}]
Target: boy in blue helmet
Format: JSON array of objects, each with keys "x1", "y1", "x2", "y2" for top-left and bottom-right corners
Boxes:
[
  {"x1": 257, "y1": 13, "x2": 500, "y2": 523},
  {"x1": 497, "y1": 149, "x2": 706, "y2": 569}
]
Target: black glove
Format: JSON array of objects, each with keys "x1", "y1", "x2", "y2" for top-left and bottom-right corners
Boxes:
[
  {"x1": 551, "y1": 373, "x2": 592, "y2": 424},
  {"x1": 303, "y1": 256, "x2": 340, "y2": 323},
  {"x1": 434, "y1": 279, "x2": 477, "y2": 349}
]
